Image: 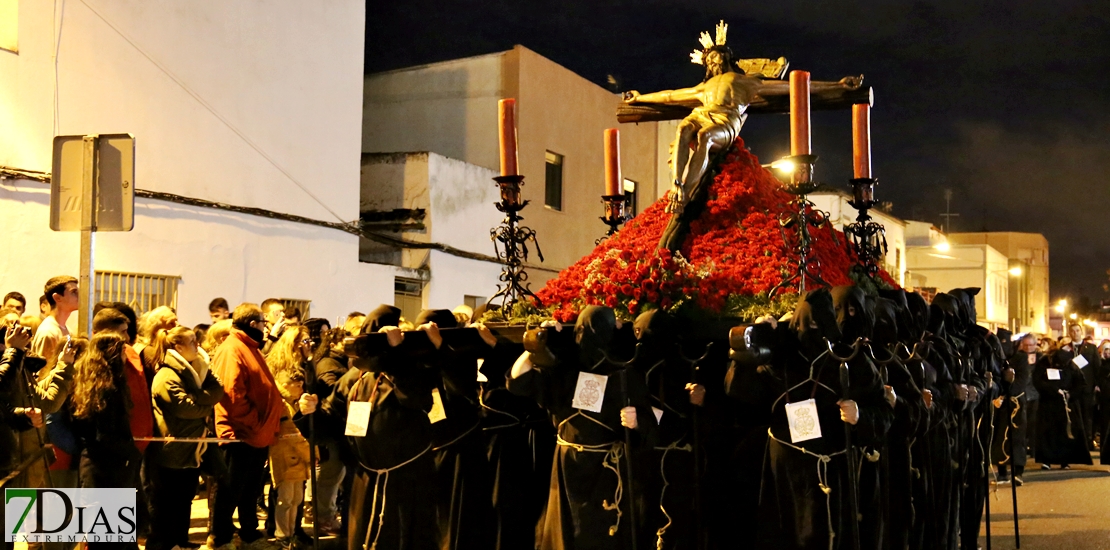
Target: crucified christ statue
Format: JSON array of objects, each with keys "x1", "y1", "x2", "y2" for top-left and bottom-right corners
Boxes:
[
  {"x1": 625, "y1": 63, "x2": 863, "y2": 216},
  {"x1": 623, "y1": 22, "x2": 862, "y2": 218}
]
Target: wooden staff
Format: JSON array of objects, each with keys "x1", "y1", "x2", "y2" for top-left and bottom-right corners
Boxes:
[
  {"x1": 606, "y1": 344, "x2": 643, "y2": 550},
  {"x1": 1009, "y1": 392, "x2": 1021, "y2": 548},
  {"x1": 828, "y1": 339, "x2": 863, "y2": 550},
  {"x1": 305, "y1": 356, "x2": 320, "y2": 550},
  {"x1": 678, "y1": 342, "x2": 714, "y2": 550},
  {"x1": 984, "y1": 371, "x2": 994, "y2": 550}
]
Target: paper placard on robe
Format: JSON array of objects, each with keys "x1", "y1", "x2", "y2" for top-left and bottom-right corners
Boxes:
[
  {"x1": 1073, "y1": 355, "x2": 1089, "y2": 369},
  {"x1": 345, "y1": 401, "x2": 372, "y2": 437},
  {"x1": 785, "y1": 398, "x2": 822, "y2": 443},
  {"x1": 572, "y1": 372, "x2": 608, "y2": 413},
  {"x1": 1047, "y1": 368, "x2": 1062, "y2": 381},
  {"x1": 428, "y1": 388, "x2": 447, "y2": 423},
  {"x1": 652, "y1": 407, "x2": 664, "y2": 424}
]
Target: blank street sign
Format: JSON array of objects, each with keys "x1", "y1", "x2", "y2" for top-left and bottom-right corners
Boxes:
[{"x1": 50, "y1": 134, "x2": 135, "y2": 232}]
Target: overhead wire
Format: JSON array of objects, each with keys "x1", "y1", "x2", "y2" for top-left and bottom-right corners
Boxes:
[{"x1": 75, "y1": 0, "x2": 349, "y2": 225}]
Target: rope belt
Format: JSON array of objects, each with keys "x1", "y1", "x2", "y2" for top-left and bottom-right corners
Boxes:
[
  {"x1": 1060, "y1": 390, "x2": 1075, "y2": 439},
  {"x1": 556, "y1": 435, "x2": 626, "y2": 537},
  {"x1": 652, "y1": 440, "x2": 693, "y2": 549},
  {"x1": 432, "y1": 421, "x2": 480, "y2": 452},
  {"x1": 359, "y1": 443, "x2": 433, "y2": 550},
  {"x1": 767, "y1": 429, "x2": 847, "y2": 550},
  {"x1": 133, "y1": 433, "x2": 304, "y2": 443},
  {"x1": 996, "y1": 392, "x2": 1026, "y2": 467},
  {"x1": 1009, "y1": 392, "x2": 1024, "y2": 429}
]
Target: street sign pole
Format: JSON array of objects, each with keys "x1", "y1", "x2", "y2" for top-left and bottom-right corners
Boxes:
[
  {"x1": 79, "y1": 135, "x2": 98, "y2": 336},
  {"x1": 52, "y1": 133, "x2": 134, "y2": 335}
]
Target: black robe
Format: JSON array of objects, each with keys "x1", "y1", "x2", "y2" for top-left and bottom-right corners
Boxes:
[
  {"x1": 729, "y1": 326, "x2": 891, "y2": 550},
  {"x1": 428, "y1": 346, "x2": 495, "y2": 550},
  {"x1": 1033, "y1": 355, "x2": 1092, "y2": 466},
  {"x1": 330, "y1": 357, "x2": 438, "y2": 550},
  {"x1": 479, "y1": 345, "x2": 555, "y2": 550},
  {"x1": 639, "y1": 352, "x2": 698, "y2": 550},
  {"x1": 1057, "y1": 342, "x2": 1101, "y2": 444},
  {"x1": 507, "y1": 354, "x2": 659, "y2": 550},
  {"x1": 991, "y1": 351, "x2": 1035, "y2": 472}
]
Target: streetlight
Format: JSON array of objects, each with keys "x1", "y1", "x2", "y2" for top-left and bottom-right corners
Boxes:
[
  {"x1": 1056, "y1": 299, "x2": 1069, "y2": 335},
  {"x1": 1008, "y1": 266, "x2": 1023, "y2": 276}
]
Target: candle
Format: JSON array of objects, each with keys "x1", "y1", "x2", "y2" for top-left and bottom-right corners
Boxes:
[
  {"x1": 604, "y1": 128, "x2": 622, "y2": 196},
  {"x1": 852, "y1": 103, "x2": 872, "y2": 179},
  {"x1": 789, "y1": 70, "x2": 811, "y2": 156},
  {"x1": 498, "y1": 98, "x2": 518, "y2": 176}
]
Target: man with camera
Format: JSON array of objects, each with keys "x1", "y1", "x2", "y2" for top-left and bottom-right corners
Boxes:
[{"x1": 1, "y1": 310, "x2": 43, "y2": 550}]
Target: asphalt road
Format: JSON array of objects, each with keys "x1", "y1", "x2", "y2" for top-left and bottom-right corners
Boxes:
[{"x1": 979, "y1": 459, "x2": 1110, "y2": 550}]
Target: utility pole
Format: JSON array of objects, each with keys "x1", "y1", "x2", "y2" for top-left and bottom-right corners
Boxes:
[{"x1": 940, "y1": 189, "x2": 960, "y2": 233}]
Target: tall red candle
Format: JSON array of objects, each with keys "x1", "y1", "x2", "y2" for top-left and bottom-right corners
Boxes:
[
  {"x1": 604, "y1": 128, "x2": 622, "y2": 196},
  {"x1": 852, "y1": 103, "x2": 872, "y2": 179},
  {"x1": 789, "y1": 71, "x2": 811, "y2": 156},
  {"x1": 498, "y1": 98, "x2": 518, "y2": 176}
]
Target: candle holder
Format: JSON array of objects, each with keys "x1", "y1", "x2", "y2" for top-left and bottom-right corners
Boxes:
[
  {"x1": 769, "y1": 154, "x2": 834, "y2": 298},
  {"x1": 844, "y1": 177, "x2": 887, "y2": 277},
  {"x1": 488, "y1": 175, "x2": 544, "y2": 310},
  {"x1": 596, "y1": 194, "x2": 628, "y2": 245}
]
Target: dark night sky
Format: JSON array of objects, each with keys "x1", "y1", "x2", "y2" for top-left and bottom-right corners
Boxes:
[{"x1": 366, "y1": 0, "x2": 1110, "y2": 303}]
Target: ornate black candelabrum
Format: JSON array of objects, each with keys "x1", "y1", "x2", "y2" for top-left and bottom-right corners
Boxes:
[
  {"x1": 844, "y1": 177, "x2": 887, "y2": 277},
  {"x1": 596, "y1": 194, "x2": 628, "y2": 245},
  {"x1": 769, "y1": 154, "x2": 835, "y2": 298},
  {"x1": 488, "y1": 175, "x2": 544, "y2": 309}
]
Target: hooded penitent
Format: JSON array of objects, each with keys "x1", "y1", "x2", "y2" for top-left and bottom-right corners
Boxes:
[
  {"x1": 361, "y1": 304, "x2": 402, "y2": 335},
  {"x1": 904, "y1": 292, "x2": 930, "y2": 341},
  {"x1": 575, "y1": 305, "x2": 617, "y2": 367},
  {"x1": 633, "y1": 308, "x2": 674, "y2": 358},
  {"x1": 789, "y1": 288, "x2": 840, "y2": 353},
  {"x1": 831, "y1": 285, "x2": 873, "y2": 345},
  {"x1": 414, "y1": 309, "x2": 459, "y2": 330}
]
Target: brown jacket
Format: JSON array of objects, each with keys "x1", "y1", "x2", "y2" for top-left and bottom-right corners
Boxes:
[{"x1": 211, "y1": 329, "x2": 283, "y2": 448}]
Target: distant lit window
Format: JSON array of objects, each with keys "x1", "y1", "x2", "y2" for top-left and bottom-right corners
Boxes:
[
  {"x1": 623, "y1": 179, "x2": 637, "y2": 216},
  {"x1": 0, "y1": 0, "x2": 16, "y2": 53},
  {"x1": 545, "y1": 151, "x2": 563, "y2": 210}
]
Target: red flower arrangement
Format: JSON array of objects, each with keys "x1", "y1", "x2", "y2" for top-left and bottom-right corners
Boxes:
[{"x1": 536, "y1": 138, "x2": 898, "y2": 322}]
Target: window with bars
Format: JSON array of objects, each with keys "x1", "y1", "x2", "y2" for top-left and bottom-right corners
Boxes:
[{"x1": 94, "y1": 271, "x2": 180, "y2": 316}]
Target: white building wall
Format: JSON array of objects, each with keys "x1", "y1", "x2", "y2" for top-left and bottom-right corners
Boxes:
[
  {"x1": 0, "y1": 0, "x2": 400, "y2": 326},
  {"x1": 360, "y1": 151, "x2": 559, "y2": 311},
  {"x1": 906, "y1": 244, "x2": 1009, "y2": 328},
  {"x1": 809, "y1": 191, "x2": 907, "y2": 286}
]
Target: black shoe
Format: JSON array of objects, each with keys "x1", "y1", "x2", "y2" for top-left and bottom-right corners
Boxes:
[
  {"x1": 1040, "y1": 463, "x2": 1052, "y2": 470},
  {"x1": 1062, "y1": 464, "x2": 1071, "y2": 470},
  {"x1": 1014, "y1": 476, "x2": 1024, "y2": 486}
]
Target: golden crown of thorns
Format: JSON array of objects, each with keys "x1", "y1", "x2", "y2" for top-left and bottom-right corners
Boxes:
[{"x1": 690, "y1": 20, "x2": 728, "y2": 65}]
